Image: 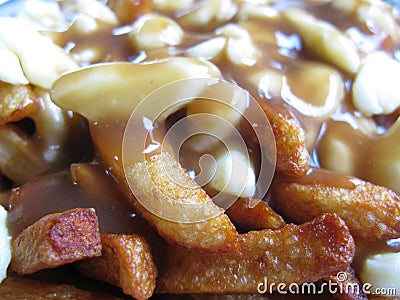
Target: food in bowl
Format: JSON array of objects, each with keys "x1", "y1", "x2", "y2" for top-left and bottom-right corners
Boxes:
[{"x1": 0, "y1": 0, "x2": 399, "y2": 299}]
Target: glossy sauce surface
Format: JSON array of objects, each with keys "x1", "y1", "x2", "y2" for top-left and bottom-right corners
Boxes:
[
  {"x1": 6, "y1": 163, "x2": 137, "y2": 237},
  {"x1": 1, "y1": 0, "x2": 400, "y2": 296},
  {"x1": 49, "y1": 0, "x2": 400, "y2": 196}
]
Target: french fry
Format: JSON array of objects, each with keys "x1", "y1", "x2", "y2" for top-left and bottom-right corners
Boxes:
[
  {"x1": 261, "y1": 100, "x2": 310, "y2": 176},
  {"x1": 272, "y1": 168, "x2": 400, "y2": 241},
  {"x1": 10, "y1": 208, "x2": 101, "y2": 275},
  {"x1": 51, "y1": 58, "x2": 241, "y2": 253},
  {"x1": 0, "y1": 273, "x2": 122, "y2": 300},
  {"x1": 235, "y1": 79, "x2": 310, "y2": 177},
  {"x1": 126, "y1": 152, "x2": 242, "y2": 252},
  {"x1": 0, "y1": 82, "x2": 38, "y2": 125},
  {"x1": 0, "y1": 87, "x2": 92, "y2": 186},
  {"x1": 77, "y1": 233, "x2": 157, "y2": 300},
  {"x1": 0, "y1": 125, "x2": 49, "y2": 185},
  {"x1": 225, "y1": 198, "x2": 286, "y2": 231},
  {"x1": 156, "y1": 213, "x2": 355, "y2": 294},
  {"x1": 4, "y1": 1, "x2": 400, "y2": 299}
]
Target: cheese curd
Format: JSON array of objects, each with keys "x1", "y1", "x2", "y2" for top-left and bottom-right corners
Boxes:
[
  {"x1": 0, "y1": 0, "x2": 400, "y2": 297},
  {"x1": 352, "y1": 52, "x2": 400, "y2": 116},
  {"x1": 0, "y1": 17, "x2": 77, "y2": 89},
  {"x1": 360, "y1": 252, "x2": 400, "y2": 296},
  {"x1": 0, "y1": 206, "x2": 11, "y2": 283}
]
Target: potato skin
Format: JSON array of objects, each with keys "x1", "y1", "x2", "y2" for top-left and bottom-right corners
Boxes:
[
  {"x1": 253, "y1": 98, "x2": 310, "y2": 177},
  {"x1": 125, "y1": 152, "x2": 242, "y2": 253},
  {"x1": 272, "y1": 168, "x2": 400, "y2": 241},
  {"x1": 225, "y1": 197, "x2": 286, "y2": 231},
  {"x1": 0, "y1": 274, "x2": 122, "y2": 300},
  {"x1": 157, "y1": 213, "x2": 355, "y2": 294},
  {"x1": 10, "y1": 208, "x2": 101, "y2": 275},
  {"x1": 78, "y1": 233, "x2": 157, "y2": 300}
]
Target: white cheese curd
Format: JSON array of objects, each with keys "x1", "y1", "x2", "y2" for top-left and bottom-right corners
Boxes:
[
  {"x1": 360, "y1": 252, "x2": 400, "y2": 296},
  {"x1": 0, "y1": 206, "x2": 11, "y2": 283},
  {"x1": 0, "y1": 17, "x2": 78, "y2": 89},
  {"x1": 352, "y1": 51, "x2": 400, "y2": 116},
  {"x1": 211, "y1": 149, "x2": 256, "y2": 198}
]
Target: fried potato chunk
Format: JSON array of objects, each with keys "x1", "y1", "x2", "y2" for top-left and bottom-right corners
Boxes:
[
  {"x1": 126, "y1": 152, "x2": 241, "y2": 252},
  {"x1": 225, "y1": 198, "x2": 286, "y2": 231},
  {"x1": 51, "y1": 58, "x2": 241, "y2": 252},
  {"x1": 10, "y1": 208, "x2": 101, "y2": 275},
  {"x1": 0, "y1": 274, "x2": 122, "y2": 300},
  {"x1": 77, "y1": 233, "x2": 157, "y2": 300},
  {"x1": 156, "y1": 213, "x2": 355, "y2": 294},
  {"x1": 0, "y1": 125, "x2": 48, "y2": 185},
  {"x1": 0, "y1": 82, "x2": 38, "y2": 125},
  {"x1": 272, "y1": 168, "x2": 400, "y2": 241},
  {"x1": 258, "y1": 99, "x2": 310, "y2": 176}
]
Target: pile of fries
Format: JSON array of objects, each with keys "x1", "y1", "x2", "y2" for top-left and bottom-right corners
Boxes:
[{"x1": 0, "y1": 0, "x2": 400, "y2": 299}]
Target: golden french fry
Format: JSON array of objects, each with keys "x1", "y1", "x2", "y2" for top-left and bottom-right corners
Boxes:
[
  {"x1": 227, "y1": 68, "x2": 310, "y2": 177},
  {"x1": 51, "y1": 59, "x2": 241, "y2": 253},
  {"x1": 225, "y1": 198, "x2": 286, "y2": 231},
  {"x1": 255, "y1": 98, "x2": 310, "y2": 176},
  {"x1": 10, "y1": 208, "x2": 101, "y2": 275},
  {"x1": 0, "y1": 86, "x2": 92, "y2": 186},
  {"x1": 126, "y1": 152, "x2": 242, "y2": 252},
  {"x1": 272, "y1": 168, "x2": 400, "y2": 241},
  {"x1": 0, "y1": 273, "x2": 122, "y2": 300},
  {"x1": 0, "y1": 125, "x2": 49, "y2": 185},
  {"x1": 156, "y1": 213, "x2": 355, "y2": 294},
  {"x1": 77, "y1": 233, "x2": 157, "y2": 300},
  {"x1": 0, "y1": 82, "x2": 38, "y2": 125}
]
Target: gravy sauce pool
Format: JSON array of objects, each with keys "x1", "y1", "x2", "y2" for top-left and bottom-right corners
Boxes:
[
  {"x1": 6, "y1": 163, "x2": 137, "y2": 237},
  {"x1": 9, "y1": 0, "x2": 398, "y2": 239},
  {"x1": 46, "y1": 0, "x2": 400, "y2": 247},
  {"x1": 49, "y1": 0, "x2": 400, "y2": 195}
]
